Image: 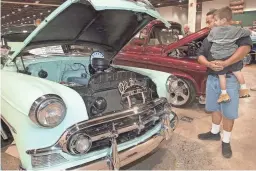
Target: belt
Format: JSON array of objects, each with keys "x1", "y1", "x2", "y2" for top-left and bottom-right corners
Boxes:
[{"x1": 209, "y1": 73, "x2": 233, "y2": 78}]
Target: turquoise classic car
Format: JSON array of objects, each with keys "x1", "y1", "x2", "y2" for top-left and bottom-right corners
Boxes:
[{"x1": 1, "y1": 0, "x2": 179, "y2": 170}]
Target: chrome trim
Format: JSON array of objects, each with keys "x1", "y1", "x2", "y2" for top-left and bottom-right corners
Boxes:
[
  {"x1": 26, "y1": 98, "x2": 173, "y2": 157},
  {"x1": 0, "y1": 116, "x2": 16, "y2": 134},
  {"x1": 166, "y1": 75, "x2": 178, "y2": 93},
  {"x1": 68, "y1": 133, "x2": 92, "y2": 155},
  {"x1": 1, "y1": 124, "x2": 8, "y2": 140},
  {"x1": 29, "y1": 94, "x2": 67, "y2": 128}
]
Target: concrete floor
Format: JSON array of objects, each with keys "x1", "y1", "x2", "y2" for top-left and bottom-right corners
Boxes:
[{"x1": 2, "y1": 65, "x2": 256, "y2": 170}]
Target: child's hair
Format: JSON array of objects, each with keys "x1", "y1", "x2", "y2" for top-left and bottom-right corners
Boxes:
[{"x1": 214, "y1": 6, "x2": 233, "y2": 22}]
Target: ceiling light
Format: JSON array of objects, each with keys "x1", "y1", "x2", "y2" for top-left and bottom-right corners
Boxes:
[
  {"x1": 18, "y1": 8, "x2": 21, "y2": 11},
  {"x1": 7, "y1": 14, "x2": 10, "y2": 16},
  {"x1": 21, "y1": 23, "x2": 23, "y2": 24},
  {"x1": 179, "y1": 0, "x2": 182, "y2": 2},
  {"x1": 48, "y1": 10, "x2": 51, "y2": 12},
  {"x1": 25, "y1": 22, "x2": 27, "y2": 23},
  {"x1": 24, "y1": 5, "x2": 29, "y2": 7},
  {"x1": 157, "y1": 3, "x2": 161, "y2": 6},
  {"x1": 12, "y1": 12, "x2": 15, "y2": 14},
  {"x1": 2, "y1": 16, "x2": 5, "y2": 18},
  {"x1": 23, "y1": 30, "x2": 28, "y2": 33},
  {"x1": 33, "y1": 15, "x2": 36, "y2": 17},
  {"x1": 27, "y1": 16, "x2": 30, "y2": 18},
  {"x1": 18, "y1": 20, "x2": 20, "y2": 21},
  {"x1": 40, "y1": 13, "x2": 43, "y2": 15},
  {"x1": 35, "y1": 1, "x2": 40, "y2": 3},
  {"x1": 22, "y1": 18, "x2": 24, "y2": 20}
]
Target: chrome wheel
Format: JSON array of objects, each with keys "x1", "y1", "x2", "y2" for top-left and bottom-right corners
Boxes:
[
  {"x1": 243, "y1": 53, "x2": 252, "y2": 65},
  {"x1": 168, "y1": 78, "x2": 190, "y2": 106}
]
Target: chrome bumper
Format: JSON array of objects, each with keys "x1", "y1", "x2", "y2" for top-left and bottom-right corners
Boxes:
[
  {"x1": 69, "y1": 135, "x2": 166, "y2": 170},
  {"x1": 25, "y1": 97, "x2": 178, "y2": 170}
]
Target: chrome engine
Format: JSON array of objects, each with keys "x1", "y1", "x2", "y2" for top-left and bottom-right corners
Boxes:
[{"x1": 71, "y1": 68, "x2": 158, "y2": 118}]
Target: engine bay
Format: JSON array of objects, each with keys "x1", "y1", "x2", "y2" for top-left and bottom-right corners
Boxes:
[
  {"x1": 70, "y1": 58, "x2": 159, "y2": 118},
  {"x1": 21, "y1": 53, "x2": 158, "y2": 119}
]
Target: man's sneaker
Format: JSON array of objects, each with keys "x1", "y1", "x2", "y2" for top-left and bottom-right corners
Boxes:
[
  {"x1": 198, "y1": 131, "x2": 221, "y2": 141},
  {"x1": 222, "y1": 142, "x2": 232, "y2": 158}
]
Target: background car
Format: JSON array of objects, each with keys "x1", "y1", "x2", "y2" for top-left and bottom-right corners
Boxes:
[
  {"x1": 246, "y1": 33, "x2": 256, "y2": 64},
  {"x1": 1, "y1": 1, "x2": 178, "y2": 170},
  {"x1": 113, "y1": 20, "x2": 208, "y2": 107}
]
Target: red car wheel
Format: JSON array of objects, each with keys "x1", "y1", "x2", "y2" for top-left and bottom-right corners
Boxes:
[{"x1": 167, "y1": 78, "x2": 196, "y2": 107}]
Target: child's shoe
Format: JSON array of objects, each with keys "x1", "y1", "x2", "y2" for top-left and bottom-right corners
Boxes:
[
  {"x1": 217, "y1": 93, "x2": 231, "y2": 103},
  {"x1": 239, "y1": 89, "x2": 250, "y2": 98}
]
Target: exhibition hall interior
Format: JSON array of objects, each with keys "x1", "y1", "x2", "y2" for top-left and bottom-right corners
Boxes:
[{"x1": 1, "y1": 0, "x2": 255, "y2": 170}]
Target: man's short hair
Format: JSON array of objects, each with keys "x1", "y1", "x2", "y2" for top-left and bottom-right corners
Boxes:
[
  {"x1": 206, "y1": 9, "x2": 217, "y2": 16},
  {"x1": 214, "y1": 6, "x2": 233, "y2": 21}
]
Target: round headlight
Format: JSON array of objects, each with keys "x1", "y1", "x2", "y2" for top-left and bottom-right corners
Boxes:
[
  {"x1": 166, "y1": 75, "x2": 178, "y2": 93},
  {"x1": 68, "y1": 133, "x2": 91, "y2": 155},
  {"x1": 29, "y1": 95, "x2": 66, "y2": 128}
]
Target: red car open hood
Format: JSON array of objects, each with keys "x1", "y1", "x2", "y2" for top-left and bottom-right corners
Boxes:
[{"x1": 163, "y1": 27, "x2": 210, "y2": 54}]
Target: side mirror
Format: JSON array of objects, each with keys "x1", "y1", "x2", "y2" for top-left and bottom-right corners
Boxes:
[{"x1": 131, "y1": 38, "x2": 145, "y2": 46}]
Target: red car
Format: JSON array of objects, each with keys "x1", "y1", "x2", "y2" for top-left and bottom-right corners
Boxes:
[{"x1": 113, "y1": 20, "x2": 209, "y2": 107}]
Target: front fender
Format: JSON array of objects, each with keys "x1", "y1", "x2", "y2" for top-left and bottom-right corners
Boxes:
[
  {"x1": 112, "y1": 65, "x2": 171, "y2": 98},
  {"x1": 1, "y1": 70, "x2": 88, "y2": 168}
]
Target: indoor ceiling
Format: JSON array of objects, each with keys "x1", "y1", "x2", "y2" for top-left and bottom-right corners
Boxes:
[{"x1": 1, "y1": 0, "x2": 210, "y2": 28}]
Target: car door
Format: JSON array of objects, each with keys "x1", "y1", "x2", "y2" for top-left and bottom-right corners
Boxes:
[{"x1": 113, "y1": 28, "x2": 149, "y2": 69}]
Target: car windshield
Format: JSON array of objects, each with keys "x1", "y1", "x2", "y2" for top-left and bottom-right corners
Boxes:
[
  {"x1": 1, "y1": 25, "x2": 36, "y2": 52},
  {"x1": 147, "y1": 24, "x2": 183, "y2": 46},
  {"x1": 158, "y1": 27, "x2": 182, "y2": 44},
  {"x1": 19, "y1": 44, "x2": 100, "y2": 60}
]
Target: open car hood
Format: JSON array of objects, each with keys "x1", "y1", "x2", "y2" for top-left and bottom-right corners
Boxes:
[
  {"x1": 6, "y1": 0, "x2": 170, "y2": 65},
  {"x1": 163, "y1": 27, "x2": 210, "y2": 54}
]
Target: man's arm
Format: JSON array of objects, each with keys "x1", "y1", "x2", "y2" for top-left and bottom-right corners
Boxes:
[
  {"x1": 223, "y1": 46, "x2": 251, "y2": 66},
  {"x1": 217, "y1": 36, "x2": 252, "y2": 67}
]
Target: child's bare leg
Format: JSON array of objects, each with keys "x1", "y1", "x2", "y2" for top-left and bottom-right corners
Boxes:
[
  {"x1": 219, "y1": 74, "x2": 227, "y2": 93},
  {"x1": 233, "y1": 71, "x2": 250, "y2": 97},
  {"x1": 218, "y1": 74, "x2": 231, "y2": 103},
  {"x1": 233, "y1": 71, "x2": 245, "y2": 86}
]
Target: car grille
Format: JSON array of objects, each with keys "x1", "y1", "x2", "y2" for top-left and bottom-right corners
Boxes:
[
  {"x1": 89, "y1": 120, "x2": 160, "y2": 152},
  {"x1": 64, "y1": 98, "x2": 167, "y2": 155}
]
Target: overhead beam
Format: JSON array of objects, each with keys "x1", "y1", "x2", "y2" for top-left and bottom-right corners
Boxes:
[{"x1": 1, "y1": 1, "x2": 60, "y2": 7}]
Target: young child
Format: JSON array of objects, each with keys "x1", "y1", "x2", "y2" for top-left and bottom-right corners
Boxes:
[{"x1": 207, "y1": 6, "x2": 251, "y2": 103}]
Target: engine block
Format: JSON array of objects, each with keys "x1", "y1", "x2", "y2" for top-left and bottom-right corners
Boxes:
[{"x1": 72, "y1": 69, "x2": 158, "y2": 118}]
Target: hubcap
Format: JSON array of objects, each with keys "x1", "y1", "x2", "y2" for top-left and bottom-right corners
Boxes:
[{"x1": 168, "y1": 79, "x2": 190, "y2": 106}]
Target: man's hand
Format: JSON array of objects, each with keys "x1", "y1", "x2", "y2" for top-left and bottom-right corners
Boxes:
[
  {"x1": 207, "y1": 61, "x2": 224, "y2": 71},
  {"x1": 213, "y1": 60, "x2": 228, "y2": 68}
]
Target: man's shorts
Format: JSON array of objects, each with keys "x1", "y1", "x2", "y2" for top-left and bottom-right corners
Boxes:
[{"x1": 205, "y1": 74, "x2": 240, "y2": 120}]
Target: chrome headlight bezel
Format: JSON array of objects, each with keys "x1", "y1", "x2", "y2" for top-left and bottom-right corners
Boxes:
[
  {"x1": 29, "y1": 94, "x2": 67, "y2": 128},
  {"x1": 67, "y1": 133, "x2": 92, "y2": 155},
  {"x1": 166, "y1": 75, "x2": 178, "y2": 93}
]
